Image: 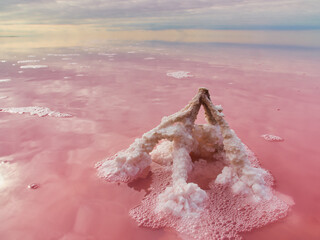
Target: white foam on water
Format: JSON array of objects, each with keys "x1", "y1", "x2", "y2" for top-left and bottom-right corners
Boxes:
[
  {"x1": 167, "y1": 71, "x2": 193, "y2": 79},
  {"x1": 0, "y1": 106, "x2": 72, "y2": 118},
  {"x1": 261, "y1": 134, "x2": 284, "y2": 142},
  {"x1": 130, "y1": 163, "x2": 290, "y2": 240},
  {"x1": 0, "y1": 60, "x2": 7, "y2": 63},
  {"x1": 0, "y1": 79, "x2": 11, "y2": 83},
  {"x1": 96, "y1": 88, "x2": 291, "y2": 239},
  {"x1": 20, "y1": 65, "x2": 48, "y2": 69},
  {"x1": 144, "y1": 57, "x2": 155, "y2": 60},
  {"x1": 17, "y1": 60, "x2": 40, "y2": 63}
]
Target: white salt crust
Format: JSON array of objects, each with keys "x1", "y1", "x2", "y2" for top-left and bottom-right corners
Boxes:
[
  {"x1": 47, "y1": 53, "x2": 80, "y2": 57},
  {"x1": 0, "y1": 79, "x2": 11, "y2": 83},
  {"x1": 130, "y1": 162, "x2": 290, "y2": 240},
  {"x1": 166, "y1": 71, "x2": 193, "y2": 79},
  {"x1": 98, "y1": 53, "x2": 117, "y2": 57},
  {"x1": 0, "y1": 106, "x2": 72, "y2": 118},
  {"x1": 20, "y1": 65, "x2": 48, "y2": 69},
  {"x1": 261, "y1": 134, "x2": 284, "y2": 142},
  {"x1": 17, "y1": 60, "x2": 40, "y2": 63},
  {"x1": 96, "y1": 88, "x2": 291, "y2": 239}
]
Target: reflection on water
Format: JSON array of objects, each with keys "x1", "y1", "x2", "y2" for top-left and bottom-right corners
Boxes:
[
  {"x1": 0, "y1": 159, "x2": 18, "y2": 195},
  {"x1": 0, "y1": 173, "x2": 4, "y2": 188},
  {"x1": 2, "y1": 29, "x2": 320, "y2": 49},
  {"x1": 0, "y1": 37, "x2": 320, "y2": 239}
]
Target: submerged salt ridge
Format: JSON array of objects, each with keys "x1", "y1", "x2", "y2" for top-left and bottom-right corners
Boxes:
[
  {"x1": 96, "y1": 88, "x2": 290, "y2": 239},
  {"x1": 0, "y1": 106, "x2": 72, "y2": 118}
]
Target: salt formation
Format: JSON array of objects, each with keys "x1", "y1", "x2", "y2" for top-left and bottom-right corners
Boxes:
[
  {"x1": 17, "y1": 60, "x2": 40, "y2": 63},
  {"x1": 47, "y1": 53, "x2": 80, "y2": 57},
  {"x1": 166, "y1": 71, "x2": 193, "y2": 79},
  {"x1": 0, "y1": 79, "x2": 11, "y2": 83},
  {"x1": 0, "y1": 106, "x2": 72, "y2": 118},
  {"x1": 97, "y1": 88, "x2": 291, "y2": 239},
  {"x1": 261, "y1": 134, "x2": 284, "y2": 142},
  {"x1": 20, "y1": 65, "x2": 48, "y2": 69},
  {"x1": 98, "y1": 53, "x2": 117, "y2": 57}
]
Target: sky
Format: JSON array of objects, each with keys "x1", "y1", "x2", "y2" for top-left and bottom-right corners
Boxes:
[
  {"x1": 1, "y1": 0, "x2": 320, "y2": 48},
  {"x1": 1, "y1": 0, "x2": 320, "y2": 30}
]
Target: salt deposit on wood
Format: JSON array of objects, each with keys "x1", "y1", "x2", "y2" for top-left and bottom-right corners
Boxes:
[{"x1": 96, "y1": 88, "x2": 291, "y2": 239}]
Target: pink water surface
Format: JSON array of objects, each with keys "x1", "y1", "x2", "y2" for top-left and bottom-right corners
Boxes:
[{"x1": 0, "y1": 41, "x2": 319, "y2": 240}]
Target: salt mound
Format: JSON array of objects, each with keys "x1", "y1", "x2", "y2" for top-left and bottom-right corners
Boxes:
[
  {"x1": 0, "y1": 106, "x2": 72, "y2": 118},
  {"x1": 96, "y1": 88, "x2": 291, "y2": 239}
]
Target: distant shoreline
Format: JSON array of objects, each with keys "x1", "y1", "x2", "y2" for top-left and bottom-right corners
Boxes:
[{"x1": 0, "y1": 35, "x2": 20, "y2": 38}]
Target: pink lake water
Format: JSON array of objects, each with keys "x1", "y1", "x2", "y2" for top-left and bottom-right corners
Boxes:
[{"x1": 0, "y1": 40, "x2": 320, "y2": 240}]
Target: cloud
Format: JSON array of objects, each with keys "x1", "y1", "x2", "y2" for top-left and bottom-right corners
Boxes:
[
  {"x1": 0, "y1": 0, "x2": 239, "y2": 20},
  {"x1": 0, "y1": 0, "x2": 320, "y2": 30}
]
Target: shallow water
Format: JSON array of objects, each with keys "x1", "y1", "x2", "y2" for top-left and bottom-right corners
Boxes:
[{"x1": 0, "y1": 39, "x2": 320, "y2": 240}]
